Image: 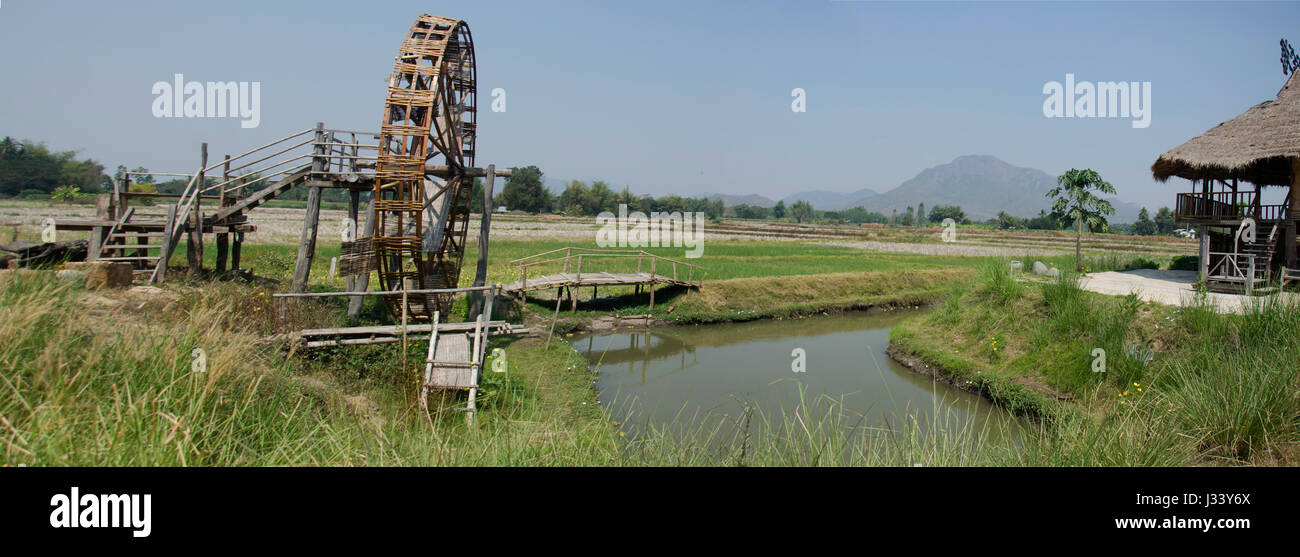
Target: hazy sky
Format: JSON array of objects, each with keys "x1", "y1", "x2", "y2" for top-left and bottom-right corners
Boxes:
[{"x1": 1, "y1": 0, "x2": 1297, "y2": 210}]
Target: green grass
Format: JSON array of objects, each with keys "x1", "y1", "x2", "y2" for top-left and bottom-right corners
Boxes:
[
  {"x1": 10, "y1": 232, "x2": 1287, "y2": 466},
  {"x1": 890, "y1": 257, "x2": 1300, "y2": 465}
]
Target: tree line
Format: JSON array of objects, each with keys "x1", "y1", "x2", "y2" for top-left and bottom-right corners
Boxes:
[
  {"x1": 494, "y1": 166, "x2": 725, "y2": 219},
  {"x1": 0, "y1": 137, "x2": 110, "y2": 198}
]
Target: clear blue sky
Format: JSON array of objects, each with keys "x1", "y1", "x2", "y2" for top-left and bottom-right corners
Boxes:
[{"x1": 1, "y1": 1, "x2": 1297, "y2": 210}]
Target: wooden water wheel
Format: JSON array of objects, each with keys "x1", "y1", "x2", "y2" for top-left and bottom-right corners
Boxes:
[{"x1": 373, "y1": 14, "x2": 477, "y2": 321}]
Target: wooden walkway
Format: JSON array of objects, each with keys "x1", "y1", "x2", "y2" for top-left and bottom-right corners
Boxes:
[{"x1": 501, "y1": 270, "x2": 696, "y2": 293}]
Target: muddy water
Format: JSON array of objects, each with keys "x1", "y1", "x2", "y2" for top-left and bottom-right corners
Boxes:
[{"x1": 571, "y1": 309, "x2": 1024, "y2": 444}]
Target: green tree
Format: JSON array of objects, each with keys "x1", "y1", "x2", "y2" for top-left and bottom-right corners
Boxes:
[
  {"x1": 791, "y1": 200, "x2": 814, "y2": 223},
  {"x1": 589, "y1": 180, "x2": 614, "y2": 213},
  {"x1": 995, "y1": 211, "x2": 1022, "y2": 230},
  {"x1": 1131, "y1": 207, "x2": 1157, "y2": 236},
  {"x1": 773, "y1": 200, "x2": 787, "y2": 219},
  {"x1": 928, "y1": 204, "x2": 966, "y2": 224},
  {"x1": 704, "y1": 198, "x2": 724, "y2": 220},
  {"x1": 498, "y1": 165, "x2": 549, "y2": 213},
  {"x1": 558, "y1": 179, "x2": 591, "y2": 215},
  {"x1": 1026, "y1": 209, "x2": 1057, "y2": 230},
  {"x1": 916, "y1": 203, "x2": 926, "y2": 227},
  {"x1": 1048, "y1": 168, "x2": 1116, "y2": 271},
  {"x1": 1154, "y1": 206, "x2": 1176, "y2": 235}
]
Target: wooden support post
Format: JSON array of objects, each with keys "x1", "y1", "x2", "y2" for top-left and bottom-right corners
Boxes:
[
  {"x1": 344, "y1": 188, "x2": 360, "y2": 293},
  {"x1": 648, "y1": 257, "x2": 657, "y2": 311},
  {"x1": 136, "y1": 234, "x2": 149, "y2": 269},
  {"x1": 347, "y1": 194, "x2": 375, "y2": 316},
  {"x1": 546, "y1": 286, "x2": 563, "y2": 349},
  {"x1": 290, "y1": 123, "x2": 328, "y2": 293},
  {"x1": 1198, "y1": 225, "x2": 1210, "y2": 281},
  {"x1": 188, "y1": 142, "x2": 207, "y2": 276},
  {"x1": 215, "y1": 155, "x2": 231, "y2": 274},
  {"x1": 290, "y1": 185, "x2": 323, "y2": 292},
  {"x1": 231, "y1": 231, "x2": 243, "y2": 271},
  {"x1": 156, "y1": 204, "x2": 177, "y2": 283},
  {"x1": 89, "y1": 193, "x2": 113, "y2": 261},
  {"x1": 468, "y1": 165, "x2": 496, "y2": 320}
]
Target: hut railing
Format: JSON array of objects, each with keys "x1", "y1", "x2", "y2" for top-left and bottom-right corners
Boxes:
[{"x1": 1176, "y1": 192, "x2": 1292, "y2": 222}]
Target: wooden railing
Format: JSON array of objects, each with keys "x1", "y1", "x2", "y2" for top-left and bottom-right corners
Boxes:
[
  {"x1": 506, "y1": 247, "x2": 707, "y2": 289},
  {"x1": 1206, "y1": 252, "x2": 1271, "y2": 294},
  {"x1": 1176, "y1": 192, "x2": 1292, "y2": 222}
]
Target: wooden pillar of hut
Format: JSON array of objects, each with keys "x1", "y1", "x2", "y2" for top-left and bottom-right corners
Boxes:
[
  {"x1": 468, "y1": 165, "x2": 496, "y2": 321},
  {"x1": 1198, "y1": 224, "x2": 1210, "y2": 280},
  {"x1": 1287, "y1": 158, "x2": 1299, "y2": 268}
]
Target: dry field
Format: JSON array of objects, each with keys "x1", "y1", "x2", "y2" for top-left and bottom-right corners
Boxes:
[{"x1": 1, "y1": 199, "x2": 1195, "y2": 259}]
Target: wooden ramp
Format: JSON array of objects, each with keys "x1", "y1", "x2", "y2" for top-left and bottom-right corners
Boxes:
[
  {"x1": 426, "y1": 332, "x2": 476, "y2": 389},
  {"x1": 419, "y1": 295, "x2": 497, "y2": 423}
]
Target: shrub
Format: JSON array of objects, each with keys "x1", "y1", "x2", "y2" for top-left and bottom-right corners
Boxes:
[
  {"x1": 1169, "y1": 255, "x2": 1198, "y2": 271},
  {"x1": 1120, "y1": 257, "x2": 1159, "y2": 271}
]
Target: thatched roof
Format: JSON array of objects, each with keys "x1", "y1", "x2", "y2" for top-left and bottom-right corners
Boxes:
[{"x1": 1151, "y1": 71, "x2": 1300, "y2": 187}]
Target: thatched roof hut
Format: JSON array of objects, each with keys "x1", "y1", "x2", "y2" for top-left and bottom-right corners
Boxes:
[{"x1": 1151, "y1": 71, "x2": 1300, "y2": 187}]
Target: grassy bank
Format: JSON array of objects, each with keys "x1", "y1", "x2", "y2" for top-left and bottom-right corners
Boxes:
[
  {"x1": 889, "y1": 259, "x2": 1300, "y2": 465},
  {"x1": 0, "y1": 272, "x2": 627, "y2": 465}
]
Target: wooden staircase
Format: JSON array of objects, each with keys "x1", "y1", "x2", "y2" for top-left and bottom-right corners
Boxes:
[{"x1": 92, "y1": 207, "x2": 170, "y2": 272}]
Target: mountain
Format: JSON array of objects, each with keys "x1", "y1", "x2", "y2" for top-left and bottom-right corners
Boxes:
[
  {"x1": 780, "y1": 188, "x2": 879, "y2": 211},
  {"x1": 703, "y1": 193, "x2": 778, "y2": 208},
  {"x1": 845, "y1": 155, "x2": 1141, "y2": 222}
]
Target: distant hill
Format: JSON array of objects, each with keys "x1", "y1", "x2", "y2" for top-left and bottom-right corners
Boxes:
[
  {"x1": 845, "y1": 155, "x2": 1141, "y2": 222},
  {"x1": 703, "y1": 192, "x2": 778, "y2": 208},
  {"x1": 780, "y1": 188, "x2": 879, "y2": 211}
]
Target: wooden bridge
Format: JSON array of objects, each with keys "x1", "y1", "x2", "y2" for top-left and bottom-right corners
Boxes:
[{"x1": 502, "y1": 248, "x2": 705, "y2": 312}]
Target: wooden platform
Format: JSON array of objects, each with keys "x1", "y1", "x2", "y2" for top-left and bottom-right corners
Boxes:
[{"x1": 502, "y1": 271, "x2": 696, "y2": 293}]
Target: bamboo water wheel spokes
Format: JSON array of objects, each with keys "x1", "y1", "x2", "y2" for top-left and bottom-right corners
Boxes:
[{"x1": 374, "y1": 14, "x2": 477, "y2": 321}]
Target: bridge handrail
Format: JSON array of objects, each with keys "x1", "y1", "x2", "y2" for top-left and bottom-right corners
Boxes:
[{"x1": 506, "y1": 247, "x2": 707, "y2": 286}]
